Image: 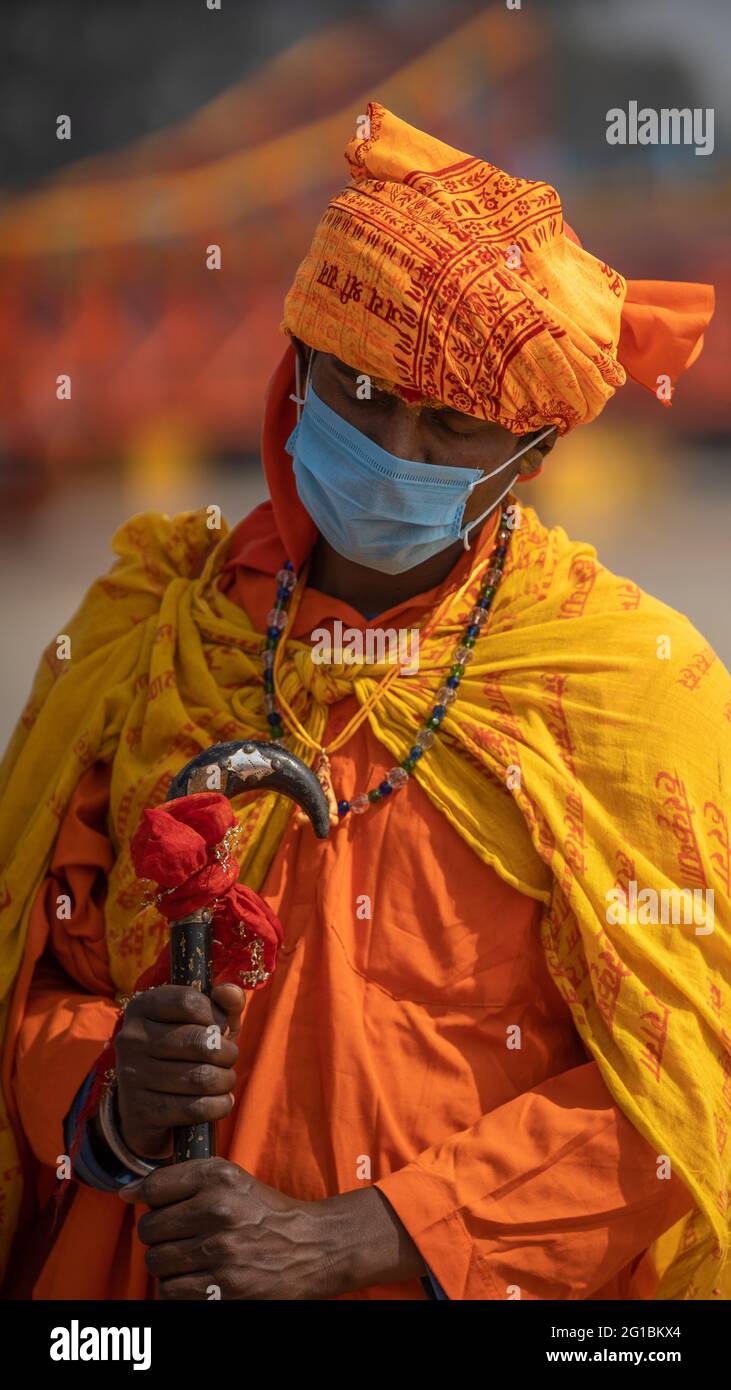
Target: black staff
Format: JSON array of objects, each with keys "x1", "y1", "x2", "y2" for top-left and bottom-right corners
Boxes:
[{"x1": 164, "y1": 739, "x2": 330, "y2": 1162}]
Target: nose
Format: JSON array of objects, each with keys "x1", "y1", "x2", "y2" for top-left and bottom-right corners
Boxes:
[{"x1": 369, "y1": 398, "x2": 426, "y2": 463}]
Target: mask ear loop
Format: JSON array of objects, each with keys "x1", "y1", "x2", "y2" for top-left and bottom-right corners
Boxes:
[
  {"x1": 462, "y1": 471, "x2": 520, "y2": 551},
  {"x1": 289, "y1": 348, "x2": 315, "y2": 424},
  {"x1": 461, "y1": 424, "x2": 556, "y2": 550}
]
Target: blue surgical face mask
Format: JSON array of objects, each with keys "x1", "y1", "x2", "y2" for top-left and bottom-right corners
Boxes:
[{"x1": 284, "y1": 351, "x2": 554, "y2": 575}]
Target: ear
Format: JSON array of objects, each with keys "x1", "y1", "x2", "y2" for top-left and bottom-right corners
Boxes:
[{"x1": 517, "y1": 427, "x2": 558, "y2": 480}]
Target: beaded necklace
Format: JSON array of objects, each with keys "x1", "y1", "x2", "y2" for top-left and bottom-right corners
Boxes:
[{"x1": 260, "y1": 507, "x2": 513, "y2": 825}]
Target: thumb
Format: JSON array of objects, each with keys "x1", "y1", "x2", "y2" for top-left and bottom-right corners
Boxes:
[{"x1": 210, "y1": 982, "x2": 246, "y2": 1038}]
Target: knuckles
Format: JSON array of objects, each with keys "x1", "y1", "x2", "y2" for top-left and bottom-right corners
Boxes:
[
  {"x1": 176, "y1": 988, "x2": 214, "y2": 1021},
  {"x1": 199, "y1": 1230, "x2": 236, "y2": 1262},
  {"x1": 211, "y1": 1200, "x2": 238, "y2": 1228},
  {"x1": 208, "y1": 1157, "x2": 241, "y2": 1187}
]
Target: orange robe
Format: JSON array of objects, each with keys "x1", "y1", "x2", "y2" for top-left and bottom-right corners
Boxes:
[{"x1": 4, "y1": 548, "x2": 693, "y2": 1300}]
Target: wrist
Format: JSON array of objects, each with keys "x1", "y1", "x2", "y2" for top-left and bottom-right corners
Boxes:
[{"x1": 325, "y1": 1186, "x2": 427, "y2": 1294}]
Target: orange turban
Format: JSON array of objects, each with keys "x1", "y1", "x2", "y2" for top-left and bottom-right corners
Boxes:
[{"x1": 282, "y1": 102, "x2": 714, "y2": 434}]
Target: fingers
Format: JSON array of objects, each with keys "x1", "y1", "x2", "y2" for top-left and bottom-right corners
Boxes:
[
  {"x1": 125, "y1": 1018, "x2": 238, "y2": 1067},
  {"x1": 125, "y1": 985, "x2": 218, "y2": 1027},
  {"x1": 115, "y1": 986, "x2": 244, "y2": 1158},
  {"x1": 157, "y1": 1273, "x2": 218, "y2": 1301},
  {"x1": 121, "y1": 1088, "x2": 234, "y2": 1139},
  {"x1": 121, "y1": 984, "x2": 242, "y2": 1054},
  {"x1": 143, "y1": 1233, "x2": 213, "y2": 1279},
  {"x1": 120, "y1": 1158, "x2": 214, "y2": 1207},
  {"x1": 130, "y1": 1058, "x2": 237, "y2": 1098},
  {"x1": 210, "y1": 984, "x2": 246, "y2": 1041},
  {"x1": 124, "y1": 985, "x2": 239, "y2": 1044},
  {"x1": 138, "y1": 1192, "x2": 227, "y2": 1245}
]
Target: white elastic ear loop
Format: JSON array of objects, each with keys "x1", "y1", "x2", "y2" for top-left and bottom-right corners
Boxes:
[
  {"x1": 462, "y1": 471, "x2": 519, "y2": 550},
  {"x1": 461, "y1": 424, "x2": 556, "y2": 551},
  {"x1": 289, "y1": 348, "x2": 315, "y2": 424},
  {"x1": 470, "y1": 424, "x2": 556, "y2": 487}
]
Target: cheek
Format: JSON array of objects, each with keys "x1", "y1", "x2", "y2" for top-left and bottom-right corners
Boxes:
[
  {"x1": 439, "y1": 429, "x2": 513, "y2": 471},
  {"x1": 460, "y1": 473, "x2": 511, "y2": 524}
]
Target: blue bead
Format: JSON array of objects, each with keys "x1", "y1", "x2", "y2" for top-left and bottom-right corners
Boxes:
[
  {"x1": 337, "y1": 800, "x2": 350, "y2": 816},
  {"x1": 409, "y1": 745, "x2": 424, "y2": 761},
  {"x1": 276, "y1": 585, "x2": 291, "y2": 602},
  {"x1": 466, "y1": 624, "x2": 480, "y2": 638},
  {"x1": 433, "y1": 704, "x2": 447, "y2": 719},
  {"x1": 446, "y1": 676, "x2": 460, "y2": 690},
  {"x1": 263, "y1": 672, "x2": 273, "y2": 687},
  {"x1": 476, "y1": 597, "x2": 491, "y2": 610},
  {"x1": 284, "y1": 560, "x2": 294, "y2": 570},
  {"x1": 495, "y1": 545, "x2": 507, "y2": 559},
  {"x1": 266, "y1": 626, "x2": 282, "y2": 640},
  {"x1": 378, "y1": 780, "x2": 393, "y2": 796}
]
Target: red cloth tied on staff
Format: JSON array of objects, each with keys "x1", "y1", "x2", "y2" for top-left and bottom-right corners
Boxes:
[
  {"x1": 130, "y1": 791, "x2": 285, "y2": 979},
  {"x1": 67, "y1": 792, "x2": 284, "y2": 1153}
]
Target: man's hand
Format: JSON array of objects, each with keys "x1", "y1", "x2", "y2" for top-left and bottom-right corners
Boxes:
[
  {"x1": 111, "y1": 984, "x2": 245, "y2": 1159},
  {"x1": 119, "y1": 1158, "x2": 427, "y2": 1299}
]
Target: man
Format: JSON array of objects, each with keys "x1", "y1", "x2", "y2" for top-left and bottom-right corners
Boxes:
[{"x1": 1, "y1": 103, "x2": 728, "y2": 1301}]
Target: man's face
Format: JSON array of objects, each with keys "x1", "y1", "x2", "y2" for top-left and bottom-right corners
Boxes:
[{"x1": 304, "y1": 348, "x2": 553, "y2": 526}]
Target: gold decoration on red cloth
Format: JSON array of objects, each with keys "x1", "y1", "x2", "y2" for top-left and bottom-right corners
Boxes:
[{"x1": 130, "y1": 792, "x2": 284, "y2": 980}]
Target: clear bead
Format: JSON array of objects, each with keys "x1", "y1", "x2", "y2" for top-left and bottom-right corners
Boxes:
[
  {"x1": 266, "y1": 607, "x2": 288, "y2": 630},
  {"x1": 486, "y1": 566, "x2": 502, "y2": 586},
  {"x1": 262, "y1": 649, "x2": 275, "y2": 670},
  {"x1": 415, "y1": 729, "x2": 435, "y2": 750},
  {"x1": 454, "y1": 646, "x2": 474, "y2": 665},
  {"x1": 350, "y1": 794, "x2": 370, "y2": 814},
  {"x1": 264, "y1": 694, "x2": 277, "y2": 714},
  {"x1": 388, "y1": 766, "x2": 409, "y2": 787},
  {"x1": 436, "y1": 684, "x2": 457, "y2": 705},
  {"x1": 276, "y1": 568, "x2": 297, "y2": 592},
  {"x1": 469, "y1": 607, "x2": 488, "y2": 627}
]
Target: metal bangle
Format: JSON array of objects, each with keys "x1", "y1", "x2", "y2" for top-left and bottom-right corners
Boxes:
[{"x1": 97, "y1": 1079, "x2": 158, "y2": 1177}]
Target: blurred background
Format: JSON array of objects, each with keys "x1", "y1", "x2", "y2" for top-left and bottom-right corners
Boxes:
[{"x1": 1, "y1": 0, "x2": 729, "y2": 746}]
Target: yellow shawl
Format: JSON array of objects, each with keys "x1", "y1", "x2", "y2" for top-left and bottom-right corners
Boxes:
[{"x1": 0, "y1": 504, "x2": 729, "y2": 1298}]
